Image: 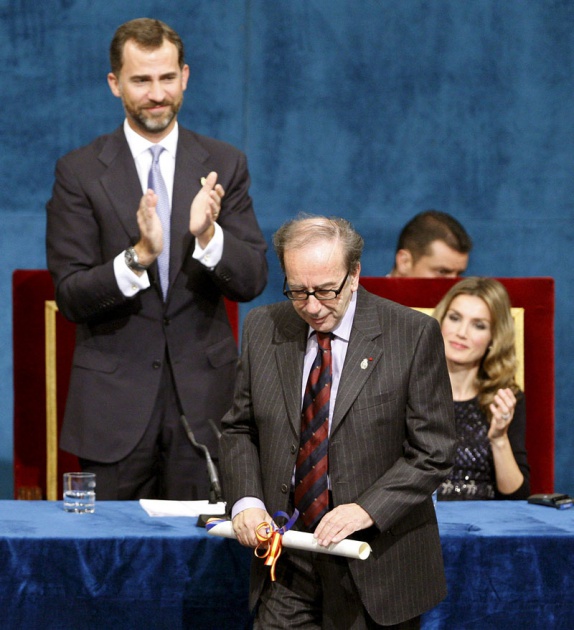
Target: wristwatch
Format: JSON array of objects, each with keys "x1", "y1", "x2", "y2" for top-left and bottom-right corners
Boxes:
[{"x1": 124, "y1": 247, "x2": 148, "y2": 272}]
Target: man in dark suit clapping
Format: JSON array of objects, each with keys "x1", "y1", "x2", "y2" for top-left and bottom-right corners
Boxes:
[{"x1": 46, "y1": 18, "x2": 267, "y2": 500}]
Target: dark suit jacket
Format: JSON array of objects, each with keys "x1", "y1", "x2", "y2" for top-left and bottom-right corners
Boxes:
[
  {"x1": 46, "y1": 125, "x2": 267, "y2": 465},
  {"x1": 220, "y1": 287, "x2": 455, "y2": 626}
]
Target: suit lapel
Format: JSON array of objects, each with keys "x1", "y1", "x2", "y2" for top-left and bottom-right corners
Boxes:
[
  {"x1": 274, "y1": 309, "x2": 308, "y2": 437},
  {"x1": 170, "y1": 130, "x2": 211, "y2": 287},
  {"x1": 98, "y1": 128, "x2": 142, "y2": 240},
  {"x1": 331, "y1": 289, "x2": 384, "y2": 435}
]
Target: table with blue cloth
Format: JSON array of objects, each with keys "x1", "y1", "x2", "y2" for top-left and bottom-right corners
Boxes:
[
  {"x1": 425, "y1": 500, "x2": 574, "y2": 629},
  {"x1": 1, "y1": 500, "x2": 573, "y2": 629},
  {"x1": 0, "y1": 500, "x2": 252, "y2": 629}
]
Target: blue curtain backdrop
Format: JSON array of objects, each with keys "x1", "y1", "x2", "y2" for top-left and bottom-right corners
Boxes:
[{"x1": 1, "y1": 0, "x2": 572, "y2": 498}]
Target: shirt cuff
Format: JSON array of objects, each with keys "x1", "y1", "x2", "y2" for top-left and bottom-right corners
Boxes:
[
  {"x1": 193, "y1": 222, "x2": 223, "y2": 269},
  {"x1": 231, "y1": 496, "x2": 266, "y2": 520},
  {"x1": 114, "y1": 252, "x2": 151, "y2": 297}
]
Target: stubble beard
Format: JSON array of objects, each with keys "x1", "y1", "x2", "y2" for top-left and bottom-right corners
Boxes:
[{"x1": 125, "y1": 96, "x2": 183, "y2": 135}]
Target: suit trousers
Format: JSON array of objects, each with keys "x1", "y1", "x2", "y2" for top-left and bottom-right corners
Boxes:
[
  {"x1": 79, "y1": 357, "x2": 212, "y2": 500},
  {"x1": 254, "y1": 546, "x2": 421, "y2": 629},
  {"x1": 256, "y1": 497, "x2": 420, "y2": 630}
]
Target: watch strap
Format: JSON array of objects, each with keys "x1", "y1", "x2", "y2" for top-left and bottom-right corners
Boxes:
[{"x1": 125, "y1": 247, "x2": 148, "y2": 272}]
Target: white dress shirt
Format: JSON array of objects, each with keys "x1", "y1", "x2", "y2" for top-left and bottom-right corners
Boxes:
[{"x1": 114, "y1": 120, "x2": 223, "y2": 297}]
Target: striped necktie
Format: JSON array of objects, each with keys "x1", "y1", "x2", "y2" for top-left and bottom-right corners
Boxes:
[
  {"x1": 148, "y1": 145, "x2": 170, "y2": 300},
  {"x1": 294, "y1": 332, "x2": 332, "y2": 529}
]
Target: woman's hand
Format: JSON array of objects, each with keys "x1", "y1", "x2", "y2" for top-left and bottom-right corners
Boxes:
[
  {"x1": 488, "y1": 387, "x2": 517, "y2": 442},
  {"x1": 488, "y1": 387, "x2": 524, "y2": 495}
]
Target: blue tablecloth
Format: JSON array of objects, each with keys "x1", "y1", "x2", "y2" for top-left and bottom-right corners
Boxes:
[
  {"x1": 0, "y1": 501, "x2": 252, "y2": 629},
  {"x1": 1, "y1": 500, "x2": 573, "y2": 629},
  {"x1": 425, "y1": 501, "x2": 574, "y2": 629}
]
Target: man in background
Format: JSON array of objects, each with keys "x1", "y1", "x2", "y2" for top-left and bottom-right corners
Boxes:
[
  {"x1": 46, "y1": 18, "x2": 268, "y2": 500},
  {"x1": 389, "y1": 210, "x2": 472, "y2": 278}
]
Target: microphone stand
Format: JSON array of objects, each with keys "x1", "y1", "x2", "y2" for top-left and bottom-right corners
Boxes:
[{"x1": 180, "y1": 415, "x2": 227, "y2": 527}]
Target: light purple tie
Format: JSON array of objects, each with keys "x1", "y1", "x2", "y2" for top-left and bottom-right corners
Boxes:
[{"x1": 148, "y1": 145, "x2": 171, "y2": 300}]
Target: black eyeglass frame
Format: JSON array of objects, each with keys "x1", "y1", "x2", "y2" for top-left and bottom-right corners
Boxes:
[{"x1": 282, "y1": 272, "x2": 350, "y2": 301}]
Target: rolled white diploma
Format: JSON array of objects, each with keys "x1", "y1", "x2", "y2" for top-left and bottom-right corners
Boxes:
[{"x1": 207, "y1": 519, "x2": 372, "y2": 560}]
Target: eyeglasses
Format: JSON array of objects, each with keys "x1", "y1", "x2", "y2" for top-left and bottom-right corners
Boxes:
[{"x1": 283, "y1": 272, "x2": 349, "y2": 301}]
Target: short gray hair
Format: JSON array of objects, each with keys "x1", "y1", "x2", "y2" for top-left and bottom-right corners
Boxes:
[{"x1": 273, "y1": 214, "x2": 364, "y2": 274}]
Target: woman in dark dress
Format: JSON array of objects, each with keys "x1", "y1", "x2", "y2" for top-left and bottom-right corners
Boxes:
[{"x1": 433, "y1": 277, "x2": 530, "y2": 500}]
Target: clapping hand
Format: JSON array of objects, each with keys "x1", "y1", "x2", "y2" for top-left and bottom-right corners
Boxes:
[
  {"x1": 189, "y1": 171, "x2": 225, "y2": 248},
  {"x1": 134, "y1": 189, "x2": 164, "y2": 269},
  {"x1": 488, "y1": 387, "x2": 517, "y2": 441}
]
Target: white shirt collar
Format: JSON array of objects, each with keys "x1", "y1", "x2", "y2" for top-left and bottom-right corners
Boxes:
[{"x1": 122, "y1": 119, "x2": 179, "y2": 159}]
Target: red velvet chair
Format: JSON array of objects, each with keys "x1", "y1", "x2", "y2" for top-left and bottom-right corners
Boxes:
[
  {"x1": 12, "y1": 270, "x2": 239, "y2": 500},
  {"x1": 360, "y1": 277, "x2": 555, "y2": 494},
  {"x1": 13, "y1": 272, "x2": 554, "y2": 497}
]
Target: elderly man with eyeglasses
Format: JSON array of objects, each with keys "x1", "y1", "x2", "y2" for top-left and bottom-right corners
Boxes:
[{"x1": 219, "y1": 214, "x2": 455, "y2": 630}]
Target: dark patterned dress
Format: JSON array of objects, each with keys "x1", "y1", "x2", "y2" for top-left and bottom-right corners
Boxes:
[{"x1": 438, "y1": 393, "x2": 530, "y2": 501}]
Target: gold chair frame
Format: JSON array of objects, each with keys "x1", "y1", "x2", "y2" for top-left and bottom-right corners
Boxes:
[{"x1": 45, "y1": 300, "x2": 60, "y2": 500}]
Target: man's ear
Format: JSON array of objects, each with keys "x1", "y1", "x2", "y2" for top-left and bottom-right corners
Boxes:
[
  {"x1": 394, "y1": 249, "x2": 413, "y2": 277},
  {"x1": 107, "y1": 72, "x2": 121, "y2": 98},
  {"x1": 181, "y1": 64, "x2": 190, "y2": 91},
  {"x1": 350, "y1": 262, "x2": 361, "y2": 291}
]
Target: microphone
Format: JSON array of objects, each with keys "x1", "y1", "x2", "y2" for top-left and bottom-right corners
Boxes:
[
  {"x1": 180, "y1": 415, "x2": 224, "y2": 504},
  {"x1": 208, "y1": 417, "x2": 222, "y2": 440}
]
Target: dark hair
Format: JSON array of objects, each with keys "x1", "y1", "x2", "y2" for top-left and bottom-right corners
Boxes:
[
  {"x1": 396, "y1": 210, "x2": 472, "y2": 262},
  {"x1": 110, "y1": 18, "x2": 185, "y2": 75},
  {"x1": 273, "y1": 214, "x2": 364, "y2": 274}
]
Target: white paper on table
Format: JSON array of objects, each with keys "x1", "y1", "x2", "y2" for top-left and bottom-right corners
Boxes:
[
  {"x1": 139, "y1": 499, "x2": 227, "y2": 518},
  {"x1": 207, "y1": 519, "x2": 371, "y2": 560}
]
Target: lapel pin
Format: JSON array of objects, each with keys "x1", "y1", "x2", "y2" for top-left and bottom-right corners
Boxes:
[
  {"x1": 200, "y1": 177, "x2": 207, "y2": 186},
  {"x1": 360, "y1": 358, "x2": 369, "y2": 370}
]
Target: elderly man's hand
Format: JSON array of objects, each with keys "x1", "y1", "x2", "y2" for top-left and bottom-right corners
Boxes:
[
  {"x1": 232, "y1": 507, "x2": 272, "y2": 548},
  {"x1": 313, "y1": 503, "x2": 374, "y2": 547}
]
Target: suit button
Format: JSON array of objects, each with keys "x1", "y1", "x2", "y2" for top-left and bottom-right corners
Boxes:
[
  {"x1": 290, "y1": 444, "x2": 297, "y2": 454},
  {"x1": 152, "y1": 361, "x2": 162, "y2": 369},
  {"x1": 280, "y1": 484, "x2": 289, "y2": 494},
  {"x1": 163, "y1": 317, "x2": 170, "y2": 326}
]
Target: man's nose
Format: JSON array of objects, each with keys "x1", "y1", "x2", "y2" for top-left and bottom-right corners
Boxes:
[
  {"x1": 305, "y1": 294, "x2": 322, "y2": 313},
  {"x1": 148, "y1": 81, "x2": 165, "y2": 102}
]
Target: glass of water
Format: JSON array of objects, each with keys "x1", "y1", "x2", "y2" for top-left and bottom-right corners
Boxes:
[{"x1": 63, "y1": 472, "x2": 96, "y2": 513}]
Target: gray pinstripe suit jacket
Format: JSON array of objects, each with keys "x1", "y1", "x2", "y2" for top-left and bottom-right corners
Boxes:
[{"x1": 220, "y1": 286, "x2": 456, "y2": 625}]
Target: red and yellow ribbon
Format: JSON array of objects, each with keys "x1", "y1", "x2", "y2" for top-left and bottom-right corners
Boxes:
[
  {"x1": 207, "y1": 509, "x2": 299, "y2": 582},
  {"x1": 254, "y1": 522, "x2": 283, "y2": 581},
  {"x1": 253, "y1": 510, "x2": 299, "y2": 582}
]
